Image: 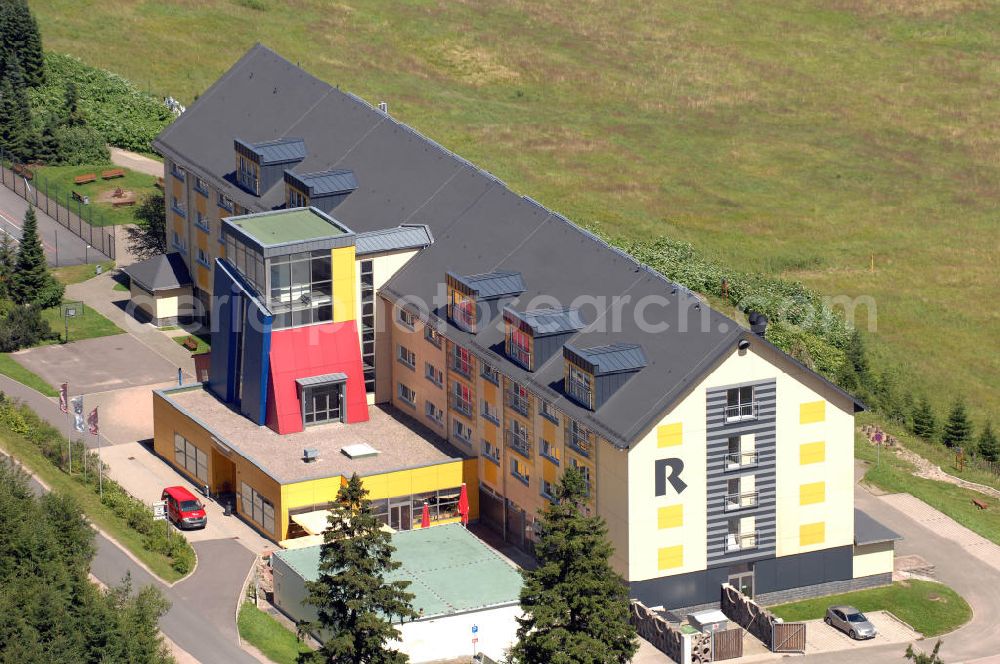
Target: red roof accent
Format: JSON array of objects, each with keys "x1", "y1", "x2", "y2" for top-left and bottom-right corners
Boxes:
[{"x1": 265, "y1": 321, "x2": 369, "y2": 434}]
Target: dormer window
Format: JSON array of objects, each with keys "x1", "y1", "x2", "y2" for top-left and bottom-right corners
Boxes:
[
  {"x1": 563, "y1": 343, "x2": 647, "y2": 411},
  {"x1": 566, "y1": 364, "x2": 593, "y2": 409},
  {"x1": 446, "y1": 271, "x2": 525, "y2": 334},
  {"x1": 237, "y1": 153, "x2": 259, "y2": 194},
  {"x1": 284, "y1": 170, "x2": 357, "y2": 214},
  {"x1": 449, "y1": 289, "x2": 477, "y2": 332},
  {"x1": 506, "y1": 325, "x2": 533, "y2": 370},
  {"x1": 288, "y1": 186, "x2": 308, "y2": 208},
  {"x1": 503, "y1": 307, "x2": 583, "y2": 372},
  {"x1": 234, "y1": 138, "x2": 306, "y2": 197}
]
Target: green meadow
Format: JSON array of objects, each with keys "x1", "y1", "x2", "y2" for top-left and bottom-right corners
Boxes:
[{"x1": 31, "y1": 0, "x2": 999, "y2": 417}]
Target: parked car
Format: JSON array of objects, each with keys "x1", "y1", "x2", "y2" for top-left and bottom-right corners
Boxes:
[
  {"x1": 161, "y1": 486, "x2": 207, "y2": 530},
  {"x1": 824, "y1": 605, "x2": 877, "y2": 640}
]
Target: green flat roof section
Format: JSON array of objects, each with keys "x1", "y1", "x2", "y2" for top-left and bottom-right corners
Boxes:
[
  {"x1": 229, "y1": 208, "x2": 346, "y2": 246},
  {"x1": 276, "y1": 524, "x2": 522, "y2": 619}
]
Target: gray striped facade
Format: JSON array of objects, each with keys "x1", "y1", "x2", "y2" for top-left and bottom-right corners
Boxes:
[{"x1": 706, "y1": 380, "x2": 776, "y2": 567}]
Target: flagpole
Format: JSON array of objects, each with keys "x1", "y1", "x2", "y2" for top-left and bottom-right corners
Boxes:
[{"x1": 97, "y1": 427, "x2": 102, "y2": 499}]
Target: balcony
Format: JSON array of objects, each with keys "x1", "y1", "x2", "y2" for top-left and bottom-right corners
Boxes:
[
  {"x1": 725, "y1": 531, "x2": 759, "y2": 552},
  {"x1": 724, "y1": 491, "x2": 759, "y2": 512},
  {"x1": 565, "y1": 427, "x2": 593, "y2": 458},
  {"x1": 450, "y1": 356, "x2": 472, "y2": 378},
  {"x1": 724, "y1": 402, "x2": 759, "y2": 423},
  {"x1": 505, "y1": 429, "x2": 532, "y2": 458},
  {"x1": 509, "y1": 344, "x2": 531, "y2": 369},
  {"x1": 505, "y1": 390, "x2": 530, "y2": 417},
  {"x1": 449, "y1": 393, "x2": 473, "y2": 418},
  {"x1": 725, "y1": 450, "x2": 759, "y2": 470}
]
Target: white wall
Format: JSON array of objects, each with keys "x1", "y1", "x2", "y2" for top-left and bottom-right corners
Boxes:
[{"x1": 394, "y1": 605, "x2": 522, "y2": 663}]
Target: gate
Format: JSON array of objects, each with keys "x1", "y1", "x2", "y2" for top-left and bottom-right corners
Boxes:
[
  {"x1": 772, "y1": 622, "x2": 806, "y2": 653},
  {"x1": 478, "y1": 486, "x2": 504, "y2": 536},
  {"x1": 711, "y1": 628, "x2": 744, "y2": 660}
]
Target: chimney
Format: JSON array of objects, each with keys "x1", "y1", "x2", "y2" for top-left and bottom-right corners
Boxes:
[{"x1": 748, "y1": 311, "x2": 768, "y2": 337}]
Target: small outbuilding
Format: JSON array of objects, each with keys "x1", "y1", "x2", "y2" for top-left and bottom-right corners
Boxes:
[
  {"x1": 122, "y1": 252, "x2": 193, "y2": 326},
  {"x1": 852, "y1": 508, "x2": 902, "y2": 583}
]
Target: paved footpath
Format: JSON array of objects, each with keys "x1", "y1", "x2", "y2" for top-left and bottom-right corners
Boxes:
[{"x1": 0, "y1": 180, "x2": 102, "y2": 266}]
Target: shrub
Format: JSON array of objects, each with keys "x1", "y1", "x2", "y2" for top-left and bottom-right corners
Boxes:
[
  {"x1": 0, "y1": 303, "x2": 57, "y2": 352},
  {"x1": 50, "y1": 123, "x2": 110, "y2": 165}
]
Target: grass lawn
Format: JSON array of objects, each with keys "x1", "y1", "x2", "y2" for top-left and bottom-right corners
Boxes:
[
  {"x1": 856, "y1": 433, "x2": 1000, "y2": 546},
  {"x1": 0, "y1": 354, "x2": 57, "y2": 396},
  {"x1": 0, "y1": 427, "x2": 186, "y2": 583},
  {"x1": 770, "y1": 580, "x2": 970, "y2": 638},
  {"x1": 172, "y1": 334, "x2": 210, "y2": 354},
  {"x1": 42, "y1": 303, "x2": 123, "y2": 343},
  {"x1": 29, "y1": 0, "x2": 1000, "y2": 423},
  {"x1": 32, "y1": 163, "x2": 158, "y2": 228},
  {"x1": 112, "y1": 282, "x2": 128, "y2": 292},
  {"x1": 53, "y1": 260, "x2": 116, "y2": 285},
  {"x1": 237, "y1": 602, "x2": 311, "y2": 664}
]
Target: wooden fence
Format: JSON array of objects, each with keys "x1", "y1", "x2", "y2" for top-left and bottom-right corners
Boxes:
[
  {"x1": 711, "y1": 628, "x2": 744, "y2": 660},
  {"x1": 629, "y1": 600, "x2": 711, "y2": 663},
  {"x1": 719, "y1": 583, "x2": 806, "y2": 653},
  {"x1": 772, "y1": 622, "x2": 807, "y2": 653}
]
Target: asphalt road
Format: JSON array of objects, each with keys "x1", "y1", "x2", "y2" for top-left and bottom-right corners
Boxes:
[{"x1": 0, "y1": 179, "x2": 110, "y2": 267}]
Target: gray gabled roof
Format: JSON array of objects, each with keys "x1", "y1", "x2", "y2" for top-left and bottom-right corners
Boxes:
[
  {"x1": 285, "y1": 169, "x2": 358, "y2": 197},
  {"x1": 122, "y1": 252, "x2": 192, "y2": 292},
  {"x1": 451, "y1": 270, "x2": 525, "y2": 300},
  {"x1": 565, "y1": 343, "x2": 648, "y2": 376},
  {"x1": 235, "y1": 137, "x2": 306, "y2": 165},
  {"x1": 355, "y1": 225, "x2": 433, "y2": 256},
  {"x1": 854, "y1": 509, "x2": 902, "y2": 546},
  {"x1": 506, "y1": 307, "x2": 585, "y2": 337}
]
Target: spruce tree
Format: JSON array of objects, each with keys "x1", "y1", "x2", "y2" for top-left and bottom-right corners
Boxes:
[
  {"x1": 977, "y1": 421, "x2": 998, "y2": 463},
  {"x1": 912, "y1": 397, "x2": 937, "y2": 441},
  {"x1": 510, "y1": 467, "x2": 638, "y2": 664},
  {"x1": 0, "y1": 0, "x2": 45, "y2": 87},
  {"x1": 299, "y1": 474, "x2": 416, "y2": 664},
  {"x1": 11, "y1": 206, "x2": 63, "y2": 309},
  {"x1": 0, "y1": 58, "x2": 35, "y2": 161},
  {"x1": 941, "y1": 398, "x2": 972, "y2": 449},
  {"x1": 0, "y1": 231, "x2": 15, "y2": 299}
]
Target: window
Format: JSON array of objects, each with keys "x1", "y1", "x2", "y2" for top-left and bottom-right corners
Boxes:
[
  {"x1": 506, "y1": 326, "x2": 533, "y2": 369},
  {"x1": 398, "y1": 308, "x2": 416, "y2": 328},
  {"x1": 566, "y1": 420, "x2": 593, "y2": 457},
  {"x1": 725, "y1": 386, "x2": 758, "y2": 422},
  {"x1": 449, "y1": 290, "x2": 477, "y2": 332},
  {"x1": 237, "y1": 154, "x2": 259, "y2": 194},
  {"x1": 511, "y1": 457, "x2": 530, "y2": 484},
  {"x1": 566, "y1": 364, "x2": 593, "y2": 409},
  {"x1": 240, "y1": 481, "x2": 275, "y2": 535},
  {"x1": 570, "y1": 457, "x2": 591, "y2": 495},
  {"x1": 397, "y1": 344, "x2": 415, "y2": 370},
  {"x1": 217, "y1": 192, "x2": 234, "y2": 212},
  {"x1": 539, "y1": 400, "x2": 559, "y2": 424},
  {"x1": 725, "y1": 478, "x2": 758, "y2": 511},
  {"x1": 726, "y1": 435, "x2": 758, "y2": 469},
  {"x1": 506, "y1": 420, "x2": 531, "y2": 457},
  {"x1": 268, "y1": 250, "x2": 333, "y2": 329},
  {"x1": 541, "y1": 439, "x2": 560, "y2": 464},
  {"x1": 541, "y1": 479, "x2": 557, "y2": 501},
  {"x1": 172, "y1": 231, "x2": 183, "y2": 251},
  {"x1": 505, "y1": 382, "x2": 530, "y2": 417},
  {"x1": 482, "y1": 440, "x2": 500, "y2": 463},
  {"x1": 194, "y1": 176, "x2": 208, "y2": 195},
  {"x1": 398, "y1": 383, "x2": 416, "y2": 407},
  {"x1": 173, "y1": 434, "x2": 207, "y2": 483},
  {"x1": 424, "y1": 326, "x2": 442, "y2": 348},
  {"x1": 171, "y1": 195, "x2": 186, "y2": 217},
  {"x1": 288, "y1": 186, "x2": 308, "y2": 208},
  {"x1": 425, "y1": 401, "x2": 443, "y2": 425},
  {"x1": 453, "y1": 420, "x2": 472, "y2": 443},
  {"x1": 481, "y1": 362, "x2": 500, "y2": 385},
  {"x1": 451, "y1": 345, "x2": 473, "y2": 377},
  {"x1": 170, "y1": 163, "x2": 185, "y2": 181},
  {"x1": 425, "y1": 362, "x2": 443, "y2": 387},
  {"x1": 196, "y1": 247, "x2": 209, "y2": 267},
  {"x1": 195, "y1": 210, "x2": 209, "y2": 231},
  {"x1": 303, "y1": 382, "x2": 342, "y2": 425},
  {"x1": 450, "y1": 382, "x2": 473, "y2": 417},
  {"x1": 360, "y1": 260, "x2": 375, "y2": 393},
  {"x1": 481, "y1": 399, "x2": 500, "y2": 425},
  {"x1": 727, "y1": 518, "x2": 757, "y2": 552}
]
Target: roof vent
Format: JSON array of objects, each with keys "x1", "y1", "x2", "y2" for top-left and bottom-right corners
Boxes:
[
  {"x1": 378, "y1": 101, "x2": 388, "y2": 114},
  {"x1": 341, "y1": 443, "x2": 379, "y2": 459},
  {"x1": 303, "y1": 448, "x2": 319, "y2": 463},
  {"x1": 748, "y1": 311, "x2": 768, "y2": 337}
]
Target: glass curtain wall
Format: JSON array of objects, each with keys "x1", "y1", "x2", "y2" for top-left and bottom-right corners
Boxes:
[{"x1": 268, "y1": 250, "x2": 333, "y2": 329}]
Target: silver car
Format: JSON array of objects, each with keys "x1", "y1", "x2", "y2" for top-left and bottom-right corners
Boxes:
[{"x1": 825, "y1": 605, "x2": 877, "y2": 640}]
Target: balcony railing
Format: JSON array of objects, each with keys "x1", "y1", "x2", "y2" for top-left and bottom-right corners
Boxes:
[
  {"x1": 449, "y1": 393, "x2": 473, "y2": 418},
  {"x1": 725, "y1": 450, "x2": 759, "y2": 469},
  {"x1": 725, "y1": 531, "x2": 759, "y2": 552},
  {"x1": 724, "y1": 491, "x2": 759, "y2": 512},
  {"x1": 565, "y1": 427, "x2": 593, "y2": 457},
  {"x1": 451, "y1": 303, "x2": 476, "y2": 332},
  {"x1": 724, "y1": 402, "x2": 759, "y2": 423},
  {"x1": 505, "y1": 429, "x2": 532, "y2": 458},
  {"x1": 506, "y1": 390, "x2": 530, "y2": 417},
  {"x1": 450, "y1": 355, "x2": 472, "y2": 378},
  {"x1": 508, "y1": 344, "x2": 532, "y2": 369}
]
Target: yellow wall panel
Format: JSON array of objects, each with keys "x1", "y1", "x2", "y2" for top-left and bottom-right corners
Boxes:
[
  {"x1": 361, "y1": 474, "x2": 389, "y2": 500},
  {"x1": 799, "y1": 400, "x2": 826, "y2": 424},
  {"x1": 657, "y1": 545, "x2": 684, "y2": 570},
  {"x1": 543, "y1": 459, "x2": 557, "y2": 484},
  {"x1": 799, "y1": 481, "x2": 826, "y2": 505},
  {"x1": 657, "y1": 505, "x2": 683, "y2": 529},
  {"x1": 483, "y1": 459, "x2": 497, "y2": 486},
  {"x1": 657, "y1": 423, "x2": 683, "y2": 448},
  {"x1": 800, "y1": 441, "x2": 826, "y2": 465},
  {"x1": 331, "y1": 245, "x2": 357, "y2": 322},
  {"x1": 800, "y1": 522, "x2": 826, "y2": 546}
]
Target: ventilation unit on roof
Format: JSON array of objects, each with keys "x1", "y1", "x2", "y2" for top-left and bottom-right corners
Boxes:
[{"x1": 303, "y1": 448, "x2": 319, "y2": 463}]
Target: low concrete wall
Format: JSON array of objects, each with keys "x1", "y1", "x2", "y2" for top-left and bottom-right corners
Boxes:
[{"x1": 757, "y1": 572, "x2": 892, "y2": 606}]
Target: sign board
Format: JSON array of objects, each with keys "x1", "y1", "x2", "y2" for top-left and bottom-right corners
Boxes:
[
  {"x1": 472, "y1": 624, "x2": 479, "y2": 634},
  {"x1": 472, "y1": 638, "x2": 478, "y2": 645},
  {"x1": 152, "y1": 500, "x2": 167, "y2": 521}
]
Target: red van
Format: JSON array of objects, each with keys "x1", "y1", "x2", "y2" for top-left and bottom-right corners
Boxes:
[{"x1": 161, "y1": 486, "x2": 207, "y2": 530}]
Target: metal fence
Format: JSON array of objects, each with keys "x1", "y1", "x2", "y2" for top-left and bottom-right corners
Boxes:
[{"x1": 0, "y1": 148, "x2": 116, "y2": 260}]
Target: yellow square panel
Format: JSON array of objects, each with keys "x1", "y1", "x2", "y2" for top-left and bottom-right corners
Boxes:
[
  {"x1": 483, "y1": 459, "x2": 497, "y2": 486},
  {"x1": 658, "y1": 545, "x2": 683, "y2": 570},
  {"x1": 657, "y1": 423, "x2": 682, "y2": 448},
  {"x1": 800, "y1": 441, "x2": 826, "y2": 465},
  {"x1": 800, "y1": 522, "x2": 825, "y2": 546},
  {"x1": 657, "y1": 505, "x2": 683, "y2": 529},
  {"x1": 799, "y1": 481, "x2": 826, "y2": 505},
  {"x1": 800, "y1": 401, "x2": 826, "y2": 424}
]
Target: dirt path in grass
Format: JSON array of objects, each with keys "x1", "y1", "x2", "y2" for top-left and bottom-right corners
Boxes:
[{"x1": 109, "y1": 147, "x2": 162, "y2": 178}]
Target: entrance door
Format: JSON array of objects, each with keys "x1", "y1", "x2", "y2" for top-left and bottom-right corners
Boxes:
[
  {"x1": 304, "y1": 382, "x2": 343, "y2": 426},
  {"x1": 389, "y1": 500, "x2": 411, "y2": 531},
  {"x1": 729, "y1": 571, "x2": 754, "y2": 598}
]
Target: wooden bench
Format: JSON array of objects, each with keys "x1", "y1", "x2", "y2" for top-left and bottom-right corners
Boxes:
[
  {"x1": 71, "y1": 190, "x2": 89, "y2": 205},
  {"x1": 74, "y1": 173, "x2": 97, "y2": 185},
  {"x1": 973, "y1": 498, "x2": 988, "y2": 510},
  {"x1": 182, "y1": 336, "x2": 200, "y2": 351},
  {"x1": 112, "y1": 199, "x2": 136, "y2": 208},
  {"x1": 101, "y1": 168, "x2": 125, "y2": 180}
]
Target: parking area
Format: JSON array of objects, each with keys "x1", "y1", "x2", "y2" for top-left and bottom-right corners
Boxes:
[{"x1": 803, "y1": 610, "x2": 918, "y2": 655}]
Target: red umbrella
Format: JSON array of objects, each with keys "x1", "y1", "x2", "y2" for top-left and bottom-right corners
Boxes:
[
  {"x1": 421, "y1": 501, "x2": 430, "y2": 529},
  {"x1": 457, "y1": 483, "x2": 469, "y2": 526}
]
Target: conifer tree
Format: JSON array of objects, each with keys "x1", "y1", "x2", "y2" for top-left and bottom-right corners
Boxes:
[
  {"x1": 0, "y1": 57, "x2": 35, "y2": 161},
  {"x1": 510, "y1": 467, "x2": 638, "y2": 664},
  {"x1": 11, "y1": 206, "x2": 63, "y2": 309},
  {"x1": 912, "y1": 397, "x2": 937, "y2": 441},
  {"x1": 941, "y1": 398, "x2": 972, "y2": 449},
  {"x1": 0, "y1": 231, "x2": 15, "y2": 300},
  {"x1": 63, "y1": 81, "x2": 87, "y2": 127},
  {"x1": 978, "y1": 422, "x2": 998, "y2": 463},
  {"x1": 299, "y1": 474, "x2": 416, "y2": 664},
  {"x1": 0, "y1": 0, "x2": 45, "y2": 87}
]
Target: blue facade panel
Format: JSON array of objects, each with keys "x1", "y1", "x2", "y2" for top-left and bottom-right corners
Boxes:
[
  {"x1": 208, "y1": 261, "x2": 241, "y2": 402},
  {"x1": 239, "y1": 296, "x2": 273, "y2": 425}
]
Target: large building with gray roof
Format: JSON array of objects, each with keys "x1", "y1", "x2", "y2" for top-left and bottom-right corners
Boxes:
[{"x1": 144, "y1": 44, "x2": 895, "y2": 614}]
